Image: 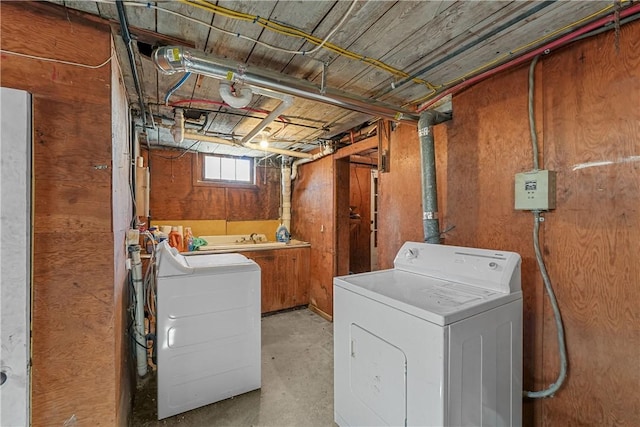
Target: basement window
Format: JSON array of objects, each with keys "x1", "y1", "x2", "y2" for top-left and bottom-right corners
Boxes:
[{"x1": 202, "y1": 154, "x2": 253, "y2": 184}]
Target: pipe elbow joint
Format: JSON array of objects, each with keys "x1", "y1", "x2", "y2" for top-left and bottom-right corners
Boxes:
[
  {"x1": 153, "y1": 46, "x2": 186, "y2": 75},
  {"x1": 419, "y1": 109, "x2": 453, "y2": 127},
  {"x1": 171, "y1": 109, "x2": 185, "y2": 144},
  {"x1": 219, "y1": 81, "x2": 254, "y2": 108}
]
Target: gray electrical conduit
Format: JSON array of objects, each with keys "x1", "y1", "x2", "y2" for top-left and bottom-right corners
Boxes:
[
  {"x1": 524, "y1": 56, "x2": 568, "y2": 399},
  {"x1": 116, "y1": 0, "x2": 149, "y2": 128}
]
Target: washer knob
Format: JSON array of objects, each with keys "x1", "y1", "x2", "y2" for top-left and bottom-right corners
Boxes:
[{"x1": 489, "y1": 262, "x2": 498, "y2": 270}]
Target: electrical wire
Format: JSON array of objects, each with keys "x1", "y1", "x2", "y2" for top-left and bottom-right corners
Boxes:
[
  {"x1": 176, "y1": 0, "x2": 437, "y2": 91},
  {"x1": 523, "y1": 57, "x2": 568, "y2": 399},
  {"x1": 436, "y1": 1, "x2": 624, "y2": 88},
  {"x1": 149, "y1": 140, "x2": 201, "y2": 159},
  {"x1": 414, "y1": 1, "x2": 640, "y2": 112},
  {"x1": 164, "y1": 72, "x2": 192, "y2": 105},
  {"x1": 303, "y1": 0, "x2": 359, "y2": 56},
  {"x1": 142, "y1": 231, "x2": 157, "y2": 319},
  {"x1": 169, "y1": 98, "x2": 290, "y2": 125},
  {"x1": 128, "y1": 266, "x2": 151, "y2": 350},
  {"x1": 412, "y1": 0, "x2": 632, "y2": 107},
  {"x1": 528, "y1": 56, "x2": 540, "y2": 171},
  {"x1": 92, "y1": 0, "x2": 436, "y2": 90},
  {"x1": 0, "y1": 48, "x2": 112, "y2": 68}
]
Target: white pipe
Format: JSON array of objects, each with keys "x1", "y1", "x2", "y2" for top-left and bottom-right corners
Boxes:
[
  {"x1": 291, "y1": 145, "x2": 333, "y2": 180},
  {"x1": 282, "y1": 145, "x2": 332, "y2": 232},
  {"x1": 244, "y1": 141, "x2": 312, "y2": 158},
  {"x1": 219, "y1": 80, "x2": 253, "y2": 108},
  {"x1": 281, "y1": 161, "x2": 292, "y2": 231},
  {"x1": 170, "y1": 109, "x2": 185, "y2": 144},
  {"x1": 173, "y1": 97, "x2": 310, "y2": 159},
  {"x1": 241, "y1": 91, "x2": 293, "y2": 144},
  {"x1": 129, "y1": 245, "x2": 147, "y2": 377}
]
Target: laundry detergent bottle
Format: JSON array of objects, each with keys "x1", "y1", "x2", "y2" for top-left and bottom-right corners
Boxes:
[
  {"x1": 275, "y1": 224, "x2": 290, "y2": 243},
  {"x1": 168, "y1": 226, "x2": 184, "y2": 252}
]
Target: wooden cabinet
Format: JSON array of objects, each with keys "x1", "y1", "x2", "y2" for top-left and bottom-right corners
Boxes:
[{"x1": 240, "y1": 247, "x2": 310, "y2": 314}]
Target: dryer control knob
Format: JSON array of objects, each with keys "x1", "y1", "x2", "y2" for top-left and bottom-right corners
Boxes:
[
  {"x1": 489, "y1": 262, "x2": 498, "y2": 270},
  {"x1": 406, "y1": 248, "x2": 419, "y2": 259}
]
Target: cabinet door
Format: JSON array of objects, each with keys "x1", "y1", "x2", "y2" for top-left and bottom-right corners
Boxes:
[
  {"x1": 242, "y1": 251, "x2": 277, "y2": 313},
  {"x1": 242, "y1": 248, "x2": 310, "y2": 314}
]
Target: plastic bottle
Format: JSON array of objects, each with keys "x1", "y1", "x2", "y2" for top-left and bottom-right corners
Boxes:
[
  {"x1": 168, "y1": 226, "x2": 184, "y2": 252},
  {"x1": 183, "y1": 227, "x2": 194, "y2": 252},
  {"x1": 275, "y1": 223, "x2": 290, "y2": 243}
]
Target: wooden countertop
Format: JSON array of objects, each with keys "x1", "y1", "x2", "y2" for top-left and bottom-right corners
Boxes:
[{"x1": 187, "y1": 239, "x2": 310, "y2": 255}]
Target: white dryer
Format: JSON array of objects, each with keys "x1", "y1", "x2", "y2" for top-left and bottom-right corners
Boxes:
[
  {"x1": 334, "y1": 242, "x2": 522, "y2": 427},
  {"x1": 156, "y1": 242, "x2": 261, "y2": 420}
]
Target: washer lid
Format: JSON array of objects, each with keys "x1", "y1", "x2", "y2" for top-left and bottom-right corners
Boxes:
[
  {"x1": 184, "y1": 252, "x2": 253, "y2": 268},
  {"x1": 156, "y1": 241, "x2": 257, "y2": 277},
  {"x1": 334, "y1": 269, "x2": 521, "y2": 326}
]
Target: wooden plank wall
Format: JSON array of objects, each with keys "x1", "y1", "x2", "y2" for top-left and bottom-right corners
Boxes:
[
  {"x1": 147, "y1": 151, "x2": 280, "y2": 221},
  {"x1": 376, "y1": 20, "x2": 640, "y2": 426},
  {"x1": 537, "y1": 22, "x2": 640, "y2": 426},
  {"x1": 377, "y1": 123, "x2": 425, "y2": 268},
  {"x1": 291, "y1": 155, "x2": 339, "y2": 318},
  {"x1": 349, "y1": 163, "x2": 372, "y2": 273},
  {"x1": 0, "y1": 2, "x2": 129, "y2": 425}
]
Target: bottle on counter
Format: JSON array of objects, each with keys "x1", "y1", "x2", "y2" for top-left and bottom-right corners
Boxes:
[
  {"x1": 275, "y1": 223, "x2": 290, "y2": 243},
  {"x1": 168, "y1": 226, "x2": 184, "y2": 252},
  {"x1": 184, "y1": 227, "x2": 194, "y2": 252}
]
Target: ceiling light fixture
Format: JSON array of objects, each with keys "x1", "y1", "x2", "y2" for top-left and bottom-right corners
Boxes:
[{"x1": 260, "y1": 127, "x2": 271, "y2": 148}]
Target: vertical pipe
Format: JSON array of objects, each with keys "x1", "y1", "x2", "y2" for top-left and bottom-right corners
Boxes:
[
  {"x1": 281, "y1": 157, "x2": 292, "y2": 231},
  {"x1": 116, "y1": 0, "x2": 148, "y2": 128},
  {"x1": 129, "y1": 245, "x2": 148, "y2": 377},
  {"x1": 418, "y1": 110, "x2": 451, "y2": 243}
]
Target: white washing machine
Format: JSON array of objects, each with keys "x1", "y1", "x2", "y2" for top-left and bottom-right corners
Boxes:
[
  {"x1": 156, "y1": 242, "x2": 261, "y2": 420},
  {"x1": 334, "y1": 242, "x2": 522, "y2": 427}
]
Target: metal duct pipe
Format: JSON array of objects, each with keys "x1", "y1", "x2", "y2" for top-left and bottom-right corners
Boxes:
[
  {"x1": 418, "y1": 110, "x2": 452, "y2": 244},
  {"x1": 153, "y1": 46, "x2": 419, "y2": 123}
]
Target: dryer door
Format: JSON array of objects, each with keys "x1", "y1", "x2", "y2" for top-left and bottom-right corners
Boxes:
[{"x1": 350, "y1": 324, "x2": 407, "y2": 426}]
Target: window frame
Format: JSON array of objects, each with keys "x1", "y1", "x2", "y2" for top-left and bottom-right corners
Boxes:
[{"x1": 193, "y1": 153, "x2": 256, "y2": 188}]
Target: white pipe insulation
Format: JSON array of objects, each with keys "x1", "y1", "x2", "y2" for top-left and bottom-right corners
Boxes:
[
  {"x1": 280, "y1": 145, "x2": 333, "y2": 233},
  {"x1": 219, "y1": 80, "x2": 253, "y2": 109},
  {"x1": 129, "y1": 245, "x2": 147, "y2": 377},
  {"x1": 281, "y1": 159, "x2": 292, "y2": 231},
  {"x1": 170, "y1": 109, "x2": 185, "y2": 144},
  {"x1": 291, "y1": 145, "x2": 334, "y2": 180}
]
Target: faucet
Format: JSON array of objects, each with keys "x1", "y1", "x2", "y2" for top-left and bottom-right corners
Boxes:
[{"x1": 250, "y1": 233, "x2": 258, "y2": 243}]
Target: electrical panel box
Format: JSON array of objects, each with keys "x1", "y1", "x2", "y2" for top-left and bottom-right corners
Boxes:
[{"x1": 514, "y1": 169, "x2": 556, "y2": 210}]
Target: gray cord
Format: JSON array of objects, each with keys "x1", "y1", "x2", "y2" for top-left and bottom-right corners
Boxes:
[
  {"x1": 523, "y1": 56, "x2": 568, "y2": 399},
  {"x1": 528, "y1": 56, "x2": 540, "y2": 170},
  {"x1": 524, "y1": 212, "x2": 568, "y2": 398}
]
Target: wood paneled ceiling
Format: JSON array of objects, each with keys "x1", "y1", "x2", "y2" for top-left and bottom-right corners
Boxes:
[{"x1": 50, "y1": 0, "x2": 622, "y2": 157}]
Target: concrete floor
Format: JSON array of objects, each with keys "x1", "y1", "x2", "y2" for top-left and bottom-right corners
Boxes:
[{"x1": 131, "y1": 308, "x2": 335, "y2": 426}]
